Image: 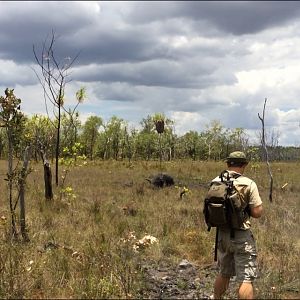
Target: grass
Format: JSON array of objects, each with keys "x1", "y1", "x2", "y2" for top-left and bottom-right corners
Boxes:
[{"x1": 0, "y1": 159, "x2": 299, "y2": 298}]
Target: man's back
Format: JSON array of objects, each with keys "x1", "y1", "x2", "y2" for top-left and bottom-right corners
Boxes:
[{"x1": 211, "y1": 170, "x2": 262, "y2": 229}]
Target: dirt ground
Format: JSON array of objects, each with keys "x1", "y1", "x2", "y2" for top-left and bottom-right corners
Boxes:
[{"x1": 138, "y1": 258, "x2": 237, "y2": 299}]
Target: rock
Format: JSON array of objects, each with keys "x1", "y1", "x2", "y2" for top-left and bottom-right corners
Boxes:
[{"x1": 178, "y1": 259, "x2": 193, "y2": 269}]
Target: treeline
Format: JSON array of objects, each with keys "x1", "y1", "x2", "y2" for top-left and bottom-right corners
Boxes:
[{"x1": 0, "y1": 112, "x2": 298, "y2": 162}]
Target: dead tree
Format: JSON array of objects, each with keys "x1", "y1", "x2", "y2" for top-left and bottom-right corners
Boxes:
[
  {"x1": 32, "y1": 30, "x2": 80, "y2": 186},
  {"x1": 258, "y1": 98, "x2": 273, "y2": 202}
]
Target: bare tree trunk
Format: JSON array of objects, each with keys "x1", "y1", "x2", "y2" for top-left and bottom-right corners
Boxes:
[
  {"x1": 7, "y1": 130, "x2": 18, "y2": 239},
  {"x1": 44, "y1": 161, "x2": 53, "y2": 201},
  {"x1": 90, "y1": 130, "x2": 95, "y2": 160},
  {"x1": 258, "y1": 98, "x2": 273, "y2": 202},
  {"x1": 19, "y1": 146, "x2": 30, "y2": 242},
  {"x1": 40, "y1": 144, "x2": 53, "y2": 200},
  {"x1": 55, "y1": 104, "x2": 61, "y2": 186},
  {"x1": 55, "y1": 131, "x2": 59, "y2": 186},
  {"x1": 159, "y1": 133, "x2": 162, "y2": 170}
]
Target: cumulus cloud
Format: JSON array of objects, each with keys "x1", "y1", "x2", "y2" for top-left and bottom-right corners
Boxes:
[
  {"x1": 0, "y1": 60, "x2": 37, "y2": 86},
  {"x1": 126, "y1": 1, "x2": 300, "y2": 35},
  {"x1": 0, "y1": 1, "x2": 300, "y2": 146}
]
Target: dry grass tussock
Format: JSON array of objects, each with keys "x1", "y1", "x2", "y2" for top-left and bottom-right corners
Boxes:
[{"x1": 0, "y1": 159, "x2": 299, "y2": 299}]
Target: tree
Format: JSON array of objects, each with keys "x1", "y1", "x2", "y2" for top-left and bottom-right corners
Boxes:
[
  {"x1": 33, "y1": 30, "x2": 85, "y2": 186},
  {"x1": 23, "y1": 115, "x2": 56, "y2": 200},
  {"x1": 258, "y1": 98, "x2": 273, "y2": 202},
  {"x1": 180, "y1": 131, "x2": 201, "y2": 160},
  {"x1": 81, "y1": 115, "x2": 103, "y2": 160},
  {"x1": 122, "y1": 127, "x2": 138, "y2": 163},
  {"x1": 203, "y1": 120, "x2": 227, "y2": 160},
  {"x1": 135, "y1": 130, "x2": 157, "y2": 160},
  {"x1": 227, "y1": 127, "x2": 249, "y2": 156},
  {"x1": 60, "y1": 111, "x2": 82, "y2": 152},
  {"x1": 102, "y1": 116, "x2": 125, "y2": 160},
  {"x1": 0, "y1": 89, "x2": 30, "y2": 241},
  {"x1": 137, "y1": 115, "x2": 157, "y2": 160},
  {"x1": 24, "y1": 115, "x2": 55, "y2": 162}
]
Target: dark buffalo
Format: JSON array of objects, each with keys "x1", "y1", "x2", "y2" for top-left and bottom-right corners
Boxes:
[{"x1": 146, "y1": 173, "x2": 175, "y2": 188}]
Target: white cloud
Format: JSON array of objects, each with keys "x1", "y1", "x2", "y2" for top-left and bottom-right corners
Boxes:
[
  {"x1": 170, "y1": 111, "x2": 208, "y2": 135},
  {"x1": 0, "y1": 60, "x2": 36, "y2": 86},
  {"x1": 0, "y1": 1, "x2": 300, "y2": 146}
]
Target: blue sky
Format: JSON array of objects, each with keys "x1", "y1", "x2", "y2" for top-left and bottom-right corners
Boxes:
[{"x1": 0, "y1": 1, "x2": 300, "y2": 146}]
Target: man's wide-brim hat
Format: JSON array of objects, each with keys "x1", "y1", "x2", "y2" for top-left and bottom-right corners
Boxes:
[{"x1": 226, "y1": 151, "x2": 248, "y2": 164}]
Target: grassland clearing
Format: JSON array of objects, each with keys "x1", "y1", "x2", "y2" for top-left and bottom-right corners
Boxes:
[{"x1": 0, "y1": 159, "x2": 299, "y2": 299}]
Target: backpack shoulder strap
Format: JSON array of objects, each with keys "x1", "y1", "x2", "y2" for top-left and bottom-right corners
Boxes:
[
  {"x1": 219, "y1": 170, "x2": 230, "y2": 182},
  {"x1": 219, "y1": 170, "x2": 241, "y2": 183}
]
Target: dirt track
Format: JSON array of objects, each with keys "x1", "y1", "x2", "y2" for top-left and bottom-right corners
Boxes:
[{"x1": 138, "y1": 259, "x2": 237, "y2": 299}]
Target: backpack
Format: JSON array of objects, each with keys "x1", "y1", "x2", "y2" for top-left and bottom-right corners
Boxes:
[{"x1": 203, "y1": 170, "x2": 249, "y2": 232}]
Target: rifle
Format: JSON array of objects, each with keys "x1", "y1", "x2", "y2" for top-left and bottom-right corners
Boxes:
[{"x1": 214, "y1": 227, "x2": 219, "y2": 261}]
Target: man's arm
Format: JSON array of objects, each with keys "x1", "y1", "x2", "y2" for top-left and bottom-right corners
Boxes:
[
  {"x1": 248, "y1": 181, "x2": 263, "y2": 218},
  {"x1": 250, "y1": 204, "x2": 263, "y2": 218}
]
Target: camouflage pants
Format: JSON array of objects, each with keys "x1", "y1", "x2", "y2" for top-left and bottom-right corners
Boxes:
[{"x1": 217, "y1": 229, "x2": 258, "y2": 283}]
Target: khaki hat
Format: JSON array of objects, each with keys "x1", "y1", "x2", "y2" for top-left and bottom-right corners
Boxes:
[{"x1": 226, "y1": 151, "x2": 248, "y2": 163}]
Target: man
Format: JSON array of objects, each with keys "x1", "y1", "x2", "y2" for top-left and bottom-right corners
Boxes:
[{"x1": 212, "y1": 151, "x2": 263, "y2": 299}]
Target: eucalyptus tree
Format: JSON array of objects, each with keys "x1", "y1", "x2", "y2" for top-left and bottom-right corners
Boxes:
[
  {"x1": 98, "y1": 116, "x2": 126, "y2": 160},
  {"x1": 60, "y1": 111, "x2": 82, "y2": 153},
  {"x1": 136, "y1": 115, "x2": 157, "y2": 160},
  {"x1": 135, "y1": 114, "x2": 175, "y2": 161},
  {"x1": 226, "y1": 127, "x2": 249, "y2": 155},
  {"x1": 180, "y1": 130, "x2": 201, "y2": 160},
  {"x1": 135, "y1": 130, "x2": 157, "y2": 160},
  {"x1": 140, "y1": 115, "x2": 155, "y2": 133},
  {"x1": 122, "y1": 127, "x2": 138, "y2": 162},
  {"x1": 24, "y1": 115, "x2": 57, "y2": 201},
  {"x1": 203, "y1": 120, "x2": 227, "y2": 160},
  {"x1": 24, "y1": 115, "x2": 55, "y2": 162},
  {"x1": 33, "y1": 30, "x2": 85, "y2": 186},
  {"x1": 80, "y1": 115, "x2": 103, "y2": 160}
]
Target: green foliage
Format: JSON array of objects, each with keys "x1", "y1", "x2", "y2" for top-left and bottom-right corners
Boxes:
[
  {"x1": 0, "y1": 89, "x2": 31, "y2": 241},
  {"x1": 76, "y1": 87, "x2": 87, "y2": 103},
  {"x1": 152, "y1": 112, "x2": 166, "y2": 122},
  {"x1": 0, "y1": 89, "x2": 26, "y2": 153},
  {"x1": 0, "y1": 108, "x2": 298, "y2": 162},
  {"x1": 98, "y1": 116, "x2": 126, "y2": 160},
  {"x1": 80, "y1": 115, "x2": 102, "y2": 160},
  {"x1": 0, "y1": 89, "x2": 23, "y2": 124},
  {"x1": 59, "y1": 142, "x2": 87, "y2": 201}
]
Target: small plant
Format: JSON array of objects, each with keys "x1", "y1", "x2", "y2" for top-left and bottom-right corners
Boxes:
[
  {"x1": 59, "y1": 142, "x2": 86, "y2": 201},
  {"x1": 175, "y1": 185, "x2": 191, "y2": 199}
]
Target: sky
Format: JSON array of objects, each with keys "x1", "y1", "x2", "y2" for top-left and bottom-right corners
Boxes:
[{"x1": 1, "y1": 1, "x2": 300, "y2": 146}]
